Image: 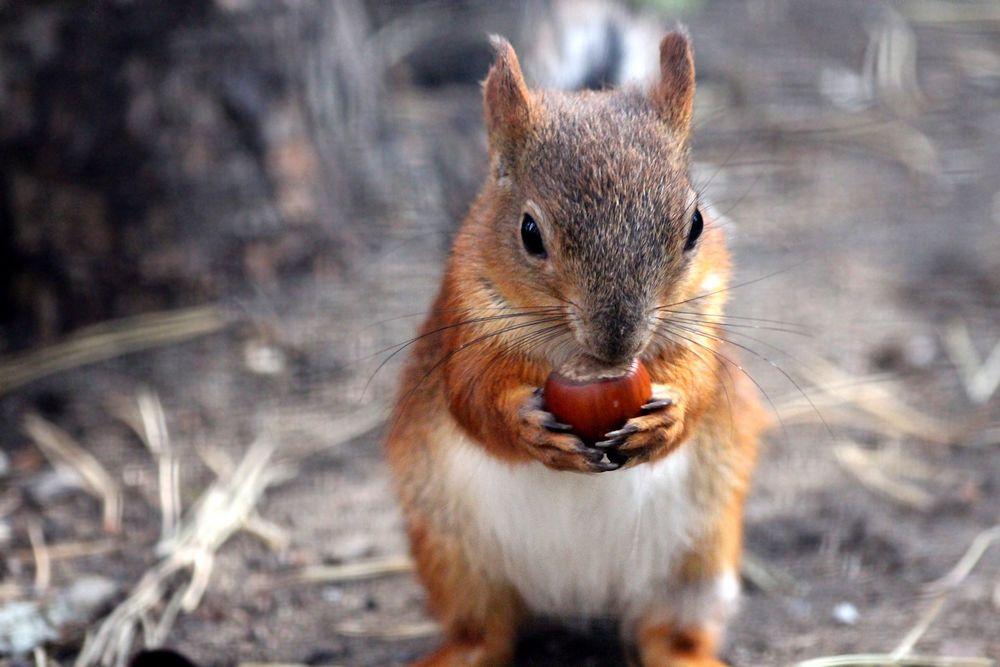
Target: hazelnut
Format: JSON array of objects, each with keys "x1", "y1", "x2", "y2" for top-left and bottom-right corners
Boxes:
[{"x1": 543, "y1": 358, "x2": 652, "y2": 443}]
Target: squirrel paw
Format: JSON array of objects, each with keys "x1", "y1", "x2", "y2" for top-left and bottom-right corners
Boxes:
[
  {"x1": 518, "y1": 392, "x2": 620, "y2": 473},
  {"x1": 595, "y1": 384, "x2": 684, "y2": 468}
]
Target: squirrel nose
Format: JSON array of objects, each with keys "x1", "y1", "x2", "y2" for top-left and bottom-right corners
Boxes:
[{"x1": 589, "y1": 311, "x2": 644, "y2": 365}]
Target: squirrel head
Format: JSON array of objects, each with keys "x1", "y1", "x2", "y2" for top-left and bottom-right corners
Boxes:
[{"x1": 464, "y1": 31, "x2": 728, "y2": 370}]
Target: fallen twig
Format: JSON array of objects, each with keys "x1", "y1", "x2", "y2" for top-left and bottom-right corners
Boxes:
[
  {"x1": 75, "y1": 439, "x2": 294, "y2": 667},
  {"x1": 28, "y1": 521, "x2": 51, "y2": 594},
  {"x1": 922, "y1": 524, "x2": 1000, "y2": 596},
  {"x1": 269, "y1": 554, "x2": 413, "y2": 588},
  {"x1": 797, "y1": 655, "x2": 993, "y2": 667},
  {"x1": 776, "y1": 357, "x2": 954, "y2": 444},
  {"x1": 0, "y1": 306, "x2": 226, "y2": 396},
  {"x1": 14, "y1": 539, "x2": 124, "y2": 563},
  {"x1": 332, "y1": 620, "x2": 439, "y2": 640},
  {"x1": 798, "y1": 525, "x2": 1000, "y2": 666},
  {"x1": 24, "y1": 414, "x2": 123, "y2": 534},
  {"x1": 832, "y1": 442, "x2": 935, "y2": 511},
  {"x1": 942, "y1": 321, "x2": 1000, "y2": 405},
  {"x1": 890, "y1": 524, "x2": 1000, "y2": 659},
  {"x1": 741, "y1": 551, "x2": 798, "y2": 595},
  {"x1": 110, "y1": 390, "x2": 181, "y2": 547}
]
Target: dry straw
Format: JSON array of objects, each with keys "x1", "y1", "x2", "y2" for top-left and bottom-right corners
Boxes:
[
  {"x1": 0, "y1": 306, "x2": 225, "y2": 396},
  {"x1": 24, "y1": 414, "x2": 123, "y2": 535}
]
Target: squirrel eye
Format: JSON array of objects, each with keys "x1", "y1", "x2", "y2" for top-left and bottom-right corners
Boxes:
[
  {"x1": 684, "y1": 208, "x2": 703, "y2": 252},
  {"x1": 521, "y1": 213, "x2": 547, "y2": 258}
]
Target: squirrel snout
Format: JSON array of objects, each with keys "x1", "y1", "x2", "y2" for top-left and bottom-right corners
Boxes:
[{"x1": 586, "y1": 310, "x2": 647, "y2": 366}]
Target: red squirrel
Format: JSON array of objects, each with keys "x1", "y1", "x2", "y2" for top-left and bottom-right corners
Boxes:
[{"x1": 385, "y1": 30, "x2": 767, "y2": 667}]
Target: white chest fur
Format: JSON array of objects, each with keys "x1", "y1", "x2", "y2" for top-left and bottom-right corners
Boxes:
[{"x1": 441, "y1": 434, "x2": 708, "y2": 620}]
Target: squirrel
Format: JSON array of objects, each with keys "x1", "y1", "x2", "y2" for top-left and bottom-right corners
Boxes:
[{"x1": 385, "y1": 30, "x2": 768, "y2": 667}]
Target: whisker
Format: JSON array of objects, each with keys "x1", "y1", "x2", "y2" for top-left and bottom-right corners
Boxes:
[
  {"x1": 691, "y1": 127, "x2": 754, "y2": 198},
  {"x1": 658, "y1": 315, "x2": 811, "y2": 361},
  {"x1": 709, "y1": 170, "x2": 765, "y2": 222},
  {"x1": 506, "y1": 323, "x2": 570, "y2": 358},
  {"x1": 360, "y1": 304, "x2": 565, "y2": 331},
  {"x1": 658, "y1": 261, "x2": 810, "y2": 311},
  {"x1": 653, "y1": 307, "x2": 808, "y2": 327},
  {"x1": 502, "y1": 323, "x2": 577, "y2": 373},
  {"x1": 660, "y1": 320, "x2": 831, "y2": 438},
  {"x1": 368, "y1": 314, "x2": 564, "y2": 398},
  {"x1": 657, "y1": 312, "x2": 811, "y2": 337},
  {"x1": 649, "y1": 328, "x2": 737, "y2": 444},
  {"x1": 548, "y1": 292, "x2": 581, "y2": 310},
  {"x1": 361, "y1": 307, "x2": 563, "y2": 379},
  {"x1": 654, "y1": 323, "x2": 791, "y2": 446},
  {"x1": 386, "y1": 316, "x2": 567, "y2": 436}
]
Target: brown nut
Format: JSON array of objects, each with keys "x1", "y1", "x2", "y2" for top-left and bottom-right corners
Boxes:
[{"x1": 543, "y1": 359, "x2": 652, "y2": 443}]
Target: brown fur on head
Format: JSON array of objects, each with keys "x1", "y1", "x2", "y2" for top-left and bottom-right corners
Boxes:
[{"x1": 463, "y1": 31, "x2": 727, "y2": 370}]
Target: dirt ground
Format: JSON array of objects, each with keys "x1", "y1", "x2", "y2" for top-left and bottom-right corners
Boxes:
[{"x1": 2, "y1": 1, "x2": 999, "y2": 666}]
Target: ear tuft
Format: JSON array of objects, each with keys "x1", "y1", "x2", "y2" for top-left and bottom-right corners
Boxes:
[
  {"x1": 650, "y1": 30, "x2": 695, "y2": 135},
  {"x1": 483, "y1": 35, "x2": 533, "y2": 163}
]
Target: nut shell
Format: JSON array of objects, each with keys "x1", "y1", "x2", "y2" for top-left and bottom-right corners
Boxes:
[{"x1": 543, "y1": 359, "x2": 652, "y2": 443}]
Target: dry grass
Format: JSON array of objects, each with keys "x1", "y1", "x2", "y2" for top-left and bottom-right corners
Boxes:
[
  {"x1": 269, "y1": 554, "x2": 414, "y2": 588},
  {"x1": 75, "y1": 437, "x2": 293, "y2": 667},
  {"x1": 775, "y1": 355, "x2": 996, "y2": 666},
  {"x1": 741, "y1": 551, "x2": 798, "y2": 595},
  {"x1": 794, "y1": 496, "x2": 999, "y2": 667},
  {"x1": 774, "y1": 356, "x2": 955, "y2": 444},
  {"x1": 65, "y1": 388, "x2": 302, "y2": 667},
  {"x1": 109, "y1": 391, "x2": 181, "y2": 549},
  {"x1": 771, "y1": 357, "x2": 955, "y2": 510},
  {"x1": 0, "y1": 306, "x2": 226, "y2": 396},
  {"x1": 942, "y1": 320, "x2": 1000, "y2": 405},
  {"x1": 331, "y1": 620, "x2": 439, "y2": 640},
  {"x1": 23, "y1": 414, "x2": 123, "y2": 535},
  {"x1": 796, "y1": 656, "x2": 993, "y2": 667},
  {"x1": 887, "y1": 525, "x2": 1000, "y2": 661},
  {"x1": 831, "y1": 441, "x2": 935, "y2": 512},
  {"x1": 64, "y1": 393, "x2": 388, "y2": 666},
  {"x1": 27, "y1": 521, "x2": 50, "y2": 594},
  {"x1": 12, "y1": 539, "x2": 123, "y2": 562}
]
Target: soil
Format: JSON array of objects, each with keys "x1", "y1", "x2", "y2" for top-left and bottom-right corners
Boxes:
[{"x1": 1, "y1": 1, "x2": 998, "y2": 666}]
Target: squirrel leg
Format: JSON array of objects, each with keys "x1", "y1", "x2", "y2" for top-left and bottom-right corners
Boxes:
[
  {"x1": 632, "y1": 540, "x2": 741, "y2": 667},
  {"x1": 406, "y1": 514, "x2": 521, "y2": 667},
  {"x1": 634, "y1": 624, "x2": 727, "y2": 667}
]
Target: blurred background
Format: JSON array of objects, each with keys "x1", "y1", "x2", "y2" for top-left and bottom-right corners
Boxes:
[{"x1": 0, "y1": 1, "x2": 998, "y2": 665}]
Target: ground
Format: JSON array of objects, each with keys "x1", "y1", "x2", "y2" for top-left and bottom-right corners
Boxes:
[{"x1": 1, "y1": 1, "x2": 998, "y2": 666}]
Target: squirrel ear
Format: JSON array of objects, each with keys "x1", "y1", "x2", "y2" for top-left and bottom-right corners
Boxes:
[
  {"x1": 650, "y1": 30, "x2": 695, "y2": 135},
  {"x1": 483, "y1": 36, "x2": 533, "y2": 167}
]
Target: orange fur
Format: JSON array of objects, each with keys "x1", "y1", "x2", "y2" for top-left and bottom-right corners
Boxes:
[{"x1": 637, "y1": 624, "x2": 727, "y2": 667}]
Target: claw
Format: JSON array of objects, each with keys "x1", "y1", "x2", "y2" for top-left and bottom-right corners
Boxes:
[
  {"x1": 594, "y1": 436, "x2": 626, "y2": 449},
  {"x1": 603, "y1": 424, "x2": 639, "y2": 440},
  {"x1": 577, "y1": 446, "x2": 605, "y2": 463},
  {"x1": 542, "y1": 419, "x2": 574, "y2": 433},
  {"x1": 641, "y1": 398, "x2": 672, "y2": 413},
  {"x1": 590, "y1": 460, "x2": 621, "y2": 473}
]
